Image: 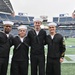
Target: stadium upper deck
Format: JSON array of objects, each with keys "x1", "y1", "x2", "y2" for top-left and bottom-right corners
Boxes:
[
  {"x1": 0, "y1": 0, "x2": 34, "y2": 26},
  {"x1": 0, "y1": 0, "x2": 14, "y2": 14},
  {"x1": 0, "y1": 13, "x2": 34, "y2": 25},
  {"x1": 53, "y1": 16, "x2": 75, "y2": 25}
]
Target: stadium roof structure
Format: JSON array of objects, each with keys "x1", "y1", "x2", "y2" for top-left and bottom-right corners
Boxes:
[{"x1": 0, "y1": 0, "x2": 14, "y2": 14}]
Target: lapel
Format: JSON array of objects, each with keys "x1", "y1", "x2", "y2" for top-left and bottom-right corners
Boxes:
[
  {"x1": 9, "y1": 34, "x2": 12, "y2": 39},
  {"x1": 32, "y1": 29, "x2": 43, "y2": 36},
  {"x1": 16, "y1": 36, "x2": 22, "y2": 43},
  {"x1": 23, "y1": 37, "x2": 26, "y2": 42},
  {"x1": 17, "y1": 36, "x2": 27, "y2": 43},
  {"x1": 32, "y1": 29, "x2": 37, "y2": 36},
  {"x1": 48, "y1": 33, "x2": 57, "y2": 40},
  {"x1": 38, "y1": 29, "x2": 42, "y2": 36}
]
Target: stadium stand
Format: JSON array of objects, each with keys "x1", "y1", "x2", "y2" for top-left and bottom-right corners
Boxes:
[
  {"x1": 53, "y1": 17, "x2": 75, "y2": 24},
  {"x1": 0, "y1": 0, "x2": 34, "y2": 35},
  {"x1": 0, "y1": 13, "x2": 34, "y2": 24},
  {"x1": 0, "y1": 12, "x2": 75, "y2": 37},
  {"x1": 0, "y1": 0, "x2": 75, "y2": 37},
  {"x1": 0, "y1": 0, "x2": 34, "y2": 26},
  {"x1": 0, "y1": 0, "x2": 14, "y2": 14},
  {"x1": 53, "y1": 17, "x2": 75, "y2": 37},
  {"x1": 0, "y1": 12, "x2": 34, "y2": 35}
]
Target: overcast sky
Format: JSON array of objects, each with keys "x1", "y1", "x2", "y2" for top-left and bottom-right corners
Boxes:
[{"x1": 10, "y1": 0, "x2": 75, "y2": 21}]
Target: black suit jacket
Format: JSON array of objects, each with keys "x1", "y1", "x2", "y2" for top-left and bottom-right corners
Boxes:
[
  {"x1": 28, "y1": 29, "x2": 46, "y2": 55},
  {"x1": 0, "y1": 32, "x2": 13, "y2": 58},
  {"x1": 12, "y1": 36, "x2": 29, "y2": 61},
  {"x1": 46, "y1": 33, "x2": 66, "y2": 58}
]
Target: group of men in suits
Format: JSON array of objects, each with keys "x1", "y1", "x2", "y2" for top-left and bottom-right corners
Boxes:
[{"x1": 0, "y1": 18, "x2": 66, "y2": 75}]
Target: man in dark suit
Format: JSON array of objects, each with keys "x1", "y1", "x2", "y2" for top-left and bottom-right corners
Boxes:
[
  {"x1": 28, "y1": 18, "x2": 46, "y2": 75},
  {"x1": 3, "y1": 21, "x2": 14, "y2": 46},
  {"x1": 0, "y1": 21, "x2": 14, "y2": 75},
  {"x1": 46, "y1": 22, "x2": 66, "y2": 75},
  {"x1": 10, "y1": 25, "x2": 29, "y2": 75}
]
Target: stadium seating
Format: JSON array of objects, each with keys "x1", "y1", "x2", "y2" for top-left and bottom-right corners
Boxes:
[
  {"x1": 0, "y1": 13, "x2": 34, "y2": 25},
  {"x1": 0, "y1": 13, "x2": 7, "y2": 20},
  {"x1": 52, "y1": 16, "x2": 75, "y2": 37},
  {"x1": 57, "y1": 29, "x2": 75, "y2": 37},
  {"x1": 0, "y1": 13, "x2": 75, "y2": 37}
]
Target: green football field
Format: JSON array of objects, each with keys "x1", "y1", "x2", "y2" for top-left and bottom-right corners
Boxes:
[{"x1": 7, "y1": 38, "x2": 75, "y2": 75}]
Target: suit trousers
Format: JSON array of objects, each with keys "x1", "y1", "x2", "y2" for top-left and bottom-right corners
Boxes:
[
  {"x1": 10, "y1": 60, "x2": 28, "y2": 75},
  {"x1": 46, "y1": 58, "x2": 61, "y2": 75},
  {"x1": 0, "y1": 58, "x2": 9, "y2": 75},
  {"x1": 30, "y1": 55, "x2": 45, "y2": 75}
]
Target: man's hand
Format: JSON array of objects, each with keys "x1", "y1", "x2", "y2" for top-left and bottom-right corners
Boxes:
[{"x1": 60, "y1": 58, "x2": 64, "y2": 63}]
